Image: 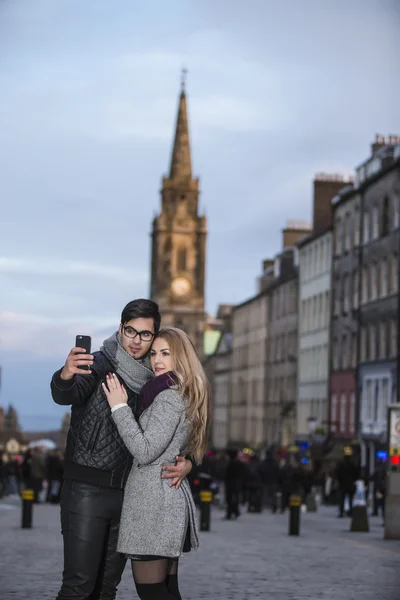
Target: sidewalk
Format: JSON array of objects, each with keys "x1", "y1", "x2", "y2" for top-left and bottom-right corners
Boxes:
[{"x1": 0, "y1": 498, "x2": 398, "y2": 599}]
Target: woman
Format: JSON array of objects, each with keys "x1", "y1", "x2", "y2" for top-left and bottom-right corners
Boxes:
[{"x1": 102, "y1": 326, "x2": 210, "y2": 600}]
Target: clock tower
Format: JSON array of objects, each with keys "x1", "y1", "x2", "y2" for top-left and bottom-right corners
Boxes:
[{"x1": 150, "y1": 75, "x2": 207, "y2": 355}]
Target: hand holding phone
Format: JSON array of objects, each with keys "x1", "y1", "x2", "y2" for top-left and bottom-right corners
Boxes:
[{"x1": 59, "y1": 336, "x2": 93, "y2": 380}]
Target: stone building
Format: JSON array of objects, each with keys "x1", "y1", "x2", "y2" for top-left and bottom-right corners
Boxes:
[
  {"x1": 297, "y1": 174, "x2": 352, "y2": 440},
  {"x1": 229, "y1": 291, "x2": 269, "y2": 448},
  {"x1": 150, "y1": 77, "x2": 206, "y2": 354},
  {"x1": 209, "y1": 330, "x2": 233, "y2": 451},
  {"x1": 357, "y1": 136, "x2": 400, "y2": 471},
  {"x1": 330, "y1": 182, "x2": 361, "y2": 441},
  {"x1": 265, "y1": 222, "x2": 310, "y2": 446}
]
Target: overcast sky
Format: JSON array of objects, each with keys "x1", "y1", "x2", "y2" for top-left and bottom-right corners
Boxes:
[{"x1": 0, "y1": 0, "x2": 399, "y2": 429}]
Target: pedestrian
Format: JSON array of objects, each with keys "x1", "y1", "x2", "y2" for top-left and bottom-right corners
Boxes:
[
  {"x1": 103, "y1": 326, "x2": 211, "y2": 600},
  {"x1": 335, "y1": 451, "x2": 358, "y2": 518},
  {"x1": 224, "y1": 450, "x2": 245, "y2": 520},
  {"x1": 50, "y1": 299, "x2": 193, "y2": 600}
]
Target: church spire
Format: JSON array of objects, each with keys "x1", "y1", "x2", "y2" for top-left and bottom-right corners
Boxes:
[{"x1": 169, "y1": 69, "x2": 192, "y2": 181}]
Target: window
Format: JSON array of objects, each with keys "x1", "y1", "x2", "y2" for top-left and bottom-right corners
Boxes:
[
  {"x1": 353, "y1": 270, "x2": 359, "y2": 308},
  {"x1": 339, "y1": 393, "x2": 347, "y2": 433},
  {"x1": 363, "y1": 211, "x2": 370, "y2": 243},
  {"x1": 366, "y1": 379, "x2": 373, "y2": 423},
  {"x1": 382, "y1": 196, "x2": 390, "y2": 236},
  {"x1": 351, "y1": 333, "x2": 357, "y2": 367},
  {"x1": 372, "y1": 205, "x2": 379, "y2": 239},
  {"x1": 325, "y1": 291, "x2": 330, "y2": 326},
  {"x1": 390, "y1": 254, "x2": 398, "y2": 293},
  {"x1": 343, "y1": 275, "x2": 350, "y2": 313},
  {"x1": 331, "y1": 393, "x2": 338, "y2": 431},
  {"x1": 369, "y1": 324, "x2": 376, "y2": 361},
  {"x1": 349, "y1": 393, "x2": 356, "y2": 434},
  {"x1": 177, "y1": 248, "x2": 187, "y2": 271},
  {"x1": 332, "y1": 338, "x2": 338, "y2": 370},
  {"x1": 342, "y1": 334, "x2": 348, "y2": 369},
  {"x1": 361, "y1": 266, "x2": 368, "y2": 303},
  {"x1": 354, "y1": 207, "x2": 360, "y2": 246},
  {"x1": 334, "y1": 278, "x2": 341, "y2": 316},
  {"x1": 380, "y1": 258, "x2": 388, "y2": 297},
  {"x1": 390, "y1": 319, "x2": 397, "y2": 358},
  {"x1": 360, "y1": 327, "x2": 367, "y2": 362},
  {"x1": 335, "y1": 218, "x2": 342, "y2": 255},
  {"x1": 379, "y1": 322, "x2": 387, "y2": 359},
  {"x1": 344, "y1": 213, "x2": 351, "y2": 251},
  {"x1": 393, "y1": 194, "x2": 400, "y2": 229},
  {"x1": 370, "y1": 263, "x2": 378, "y2": 300},
  {"x1": 381, "y1": 379, "x2": 389, "y2": 422}
]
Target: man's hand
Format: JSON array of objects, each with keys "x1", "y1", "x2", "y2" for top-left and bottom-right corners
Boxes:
[
  {"x1": 162, "y1": 456, "x2": 192, "y2": 488},
  {"x1": 60, "y1": 347, "x2": 94, "y2": 380}
]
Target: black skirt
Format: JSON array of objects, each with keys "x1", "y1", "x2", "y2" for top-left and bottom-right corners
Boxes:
[{"x1": 127, "y1": 523, "x2": 192, "y2": 561}]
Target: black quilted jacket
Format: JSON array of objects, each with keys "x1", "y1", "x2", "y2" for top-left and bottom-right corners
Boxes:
[{"x1": 51, "y1": 351, "x2": 145, "y2": 489}]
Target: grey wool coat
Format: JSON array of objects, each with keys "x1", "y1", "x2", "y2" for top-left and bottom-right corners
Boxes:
[{"x1": 111, "y1": 388, "x2": 199, "y2": 558}]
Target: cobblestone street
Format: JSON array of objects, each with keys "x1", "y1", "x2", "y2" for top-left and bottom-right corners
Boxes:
[{"x1": 0, "y1": 498, "x2": 399, "y2": 600}]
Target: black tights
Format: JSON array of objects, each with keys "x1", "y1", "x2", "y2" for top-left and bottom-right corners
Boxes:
[{"x1": 131, "y1": 558, "x2": 182, "y2": 600}]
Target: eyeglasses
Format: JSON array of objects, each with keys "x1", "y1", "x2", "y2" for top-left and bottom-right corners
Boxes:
[{"x1": 122, "y1": 325, "x2": 154, "y2": 342}]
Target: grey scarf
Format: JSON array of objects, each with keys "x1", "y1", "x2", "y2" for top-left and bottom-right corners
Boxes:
[{"x1": 101, "y1": 332, "x2": 154, "y2": 393}]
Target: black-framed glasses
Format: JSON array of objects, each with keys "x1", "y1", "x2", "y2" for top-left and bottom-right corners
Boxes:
[{"x1": 122, "y1": 325, "x2": 154, "y2": 342}]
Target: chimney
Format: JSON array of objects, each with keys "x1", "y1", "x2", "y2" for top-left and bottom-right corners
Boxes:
[
  {"x1": 282, "y1": 220, "x2": 311, "y2": 249},
  {"x1": 262, "y1": 259, "x2": 274, "y2": 272},
  {"x1": 313, "y1": 173, "x2": 352, "y2": 234},
  {"x1": 371, "y1": 133, "x2": 387, "y2": 155}
]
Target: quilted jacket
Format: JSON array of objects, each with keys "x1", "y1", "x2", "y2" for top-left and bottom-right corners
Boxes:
[{"x1": 51, "y1": 351, "x2": 153, "y2": 489}]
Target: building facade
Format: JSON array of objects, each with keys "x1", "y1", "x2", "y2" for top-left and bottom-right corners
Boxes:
[
  {"x1": 357, "y1": 138, "x2": 400, "y2": 471},
  {"x1": 150, "y1": 80, "x2": 207, "y2": 352},
  {"x1": 297, "y1": 229, "x2": 332, "y2": 438},
  {"x1": 210, "y1": 331, "x2": 233, "y2": 451},
  {"x1": 230, "y1": 292, "x2": 268, "y2": 448},
  {"x1": 297, "y1": 174, "x2": 350, "y2": 440},
  {"x1": 330, "y1": 184, "x2": 361, "y2": 440}
]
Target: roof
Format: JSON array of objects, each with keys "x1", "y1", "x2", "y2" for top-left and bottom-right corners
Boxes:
[{"x1": 203, "y1": 330, "x2": 221, "y2": 356}]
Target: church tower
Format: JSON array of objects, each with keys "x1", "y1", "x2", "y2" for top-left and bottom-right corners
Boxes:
[{"x1": 150, "y1": 74, "x2": 207, "y2": 354}]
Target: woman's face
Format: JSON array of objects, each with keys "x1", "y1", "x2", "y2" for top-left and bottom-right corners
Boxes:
[{"x1": 150, "y1": 337, "x2": 174, "y2": 376}]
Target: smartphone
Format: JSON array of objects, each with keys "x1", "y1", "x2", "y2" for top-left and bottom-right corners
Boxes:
[{"x1": 75, "y1": 335, "x2": 92, "y2": 370}]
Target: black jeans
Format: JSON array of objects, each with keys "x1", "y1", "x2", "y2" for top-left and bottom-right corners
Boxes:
[{"x1": 56, "y1": 480, "x2": 126, "y2": 600}]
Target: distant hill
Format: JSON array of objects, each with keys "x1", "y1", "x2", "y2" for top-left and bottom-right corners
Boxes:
[{"x1": 19, "y1": 414, "x2": 64, "y2": 432}]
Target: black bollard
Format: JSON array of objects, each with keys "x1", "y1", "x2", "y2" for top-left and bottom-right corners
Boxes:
[
  {"x1": 288, "y1": 494, "x2": 301, "y2": 536},
  {"x1": 199, "y1": 490, "x2": 212, "y2": 531},
  {"x1": 21, "y1": 489, "x2": 34, "y2": 529}
]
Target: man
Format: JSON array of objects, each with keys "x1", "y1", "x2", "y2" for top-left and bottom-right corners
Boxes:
[{"x1": 51, "y1": 299, "x2": 192, "y2": 600}]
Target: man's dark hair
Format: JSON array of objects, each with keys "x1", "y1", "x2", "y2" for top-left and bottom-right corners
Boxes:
[{"x1": 121, "y1": 299, "x2": 161, "y2": 332}]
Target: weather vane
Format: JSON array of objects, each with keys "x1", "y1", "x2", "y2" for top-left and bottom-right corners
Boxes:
[{"x1": 181, "y1": 67, "x2": 188, "y2": 91}]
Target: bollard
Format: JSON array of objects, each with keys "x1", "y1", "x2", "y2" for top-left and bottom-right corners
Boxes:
[
  {"x1": 21, "y1": 489, "x2": 34, "y2": 529},
  {"x1": 199, "y1": 490, "x2": 212, "y2": 531},
  {"x1": 350, "y1": 480, "x2": 369, "y2": 532},
  {"x1": 288, "y1": 494, "x2": 302, "y2": 536}
]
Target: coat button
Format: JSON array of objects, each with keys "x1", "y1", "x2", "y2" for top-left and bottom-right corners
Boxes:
[{"x1": 137, "y1": 464, "x2": 141, "y2": 468}]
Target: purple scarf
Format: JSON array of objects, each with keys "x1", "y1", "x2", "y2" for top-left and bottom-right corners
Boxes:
[{"x1": 138, "y1": 371, "x2": 179, "y2": 417}]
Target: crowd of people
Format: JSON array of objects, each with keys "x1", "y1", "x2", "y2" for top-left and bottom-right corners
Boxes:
[
  {"x1": 189, "y1": 447, "x2": 387, "y2": 521},
  {"x1": 0, "y1": 447, "x2": 64, "y2": 503}
]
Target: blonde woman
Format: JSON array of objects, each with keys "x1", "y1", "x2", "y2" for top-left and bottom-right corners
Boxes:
[{"x1": 102, "y1": 326, "x2": 210, "y2": 600}]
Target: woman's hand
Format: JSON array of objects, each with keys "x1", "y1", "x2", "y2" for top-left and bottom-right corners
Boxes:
[{"x1": 102, "y1": 373, "x2": 128, "y2": 408}]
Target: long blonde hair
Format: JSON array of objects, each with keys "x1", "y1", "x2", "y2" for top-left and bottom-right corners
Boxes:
[{"x1": 154, "y1": 326, "x2": 211, "y2": 464}]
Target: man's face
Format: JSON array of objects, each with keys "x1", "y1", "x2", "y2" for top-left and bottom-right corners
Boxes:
[{"x1": 119, "y1": 317, "x2": 155, "y2": 359}]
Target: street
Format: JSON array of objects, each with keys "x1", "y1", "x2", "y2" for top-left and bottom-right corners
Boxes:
[{"x1": 0, "y1": 498, "x2": 399, "y2": 600}]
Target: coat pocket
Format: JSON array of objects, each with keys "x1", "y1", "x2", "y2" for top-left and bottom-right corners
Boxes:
[{"x1": 86, "y1": 421, "x2": 101, "y2": 452}]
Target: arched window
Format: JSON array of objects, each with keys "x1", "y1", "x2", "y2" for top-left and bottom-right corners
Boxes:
[{"x1": 177, "y1": 248, "x2": 187, "y2": 271}]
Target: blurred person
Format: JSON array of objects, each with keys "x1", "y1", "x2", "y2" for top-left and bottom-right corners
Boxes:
[
  {"x1": 46, "y1": 449, "x2": 64, "y2": 504},
  {"x1": 335, "y1": 451, "x2": 359, "y2": 518},
  {"x1": 224, "y1": 450, "x2": 245, "y2": 520},
  {"x1": 31, "y1": 447, "x2": 46, "y2": 503},
  {"x1": 103, "y1": 326, "x2": 210, "y2": 600},
  {"x1": 245, "y1": 454, "x2": 264, "y2": 513},
  {"x1": 0, "y1": 452, "x2": 10, "y2": 498},
  {"x1": 7, "y1": 454, "x2": 21, "y2": 496},
  {"x1": 50, "y1": 299, "x2": 193, "y2": 600}
]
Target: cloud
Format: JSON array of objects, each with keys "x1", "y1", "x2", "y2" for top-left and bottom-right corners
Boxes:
[{"x1": 0, "y1": 310, "x2": 115, "y2": 357}]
